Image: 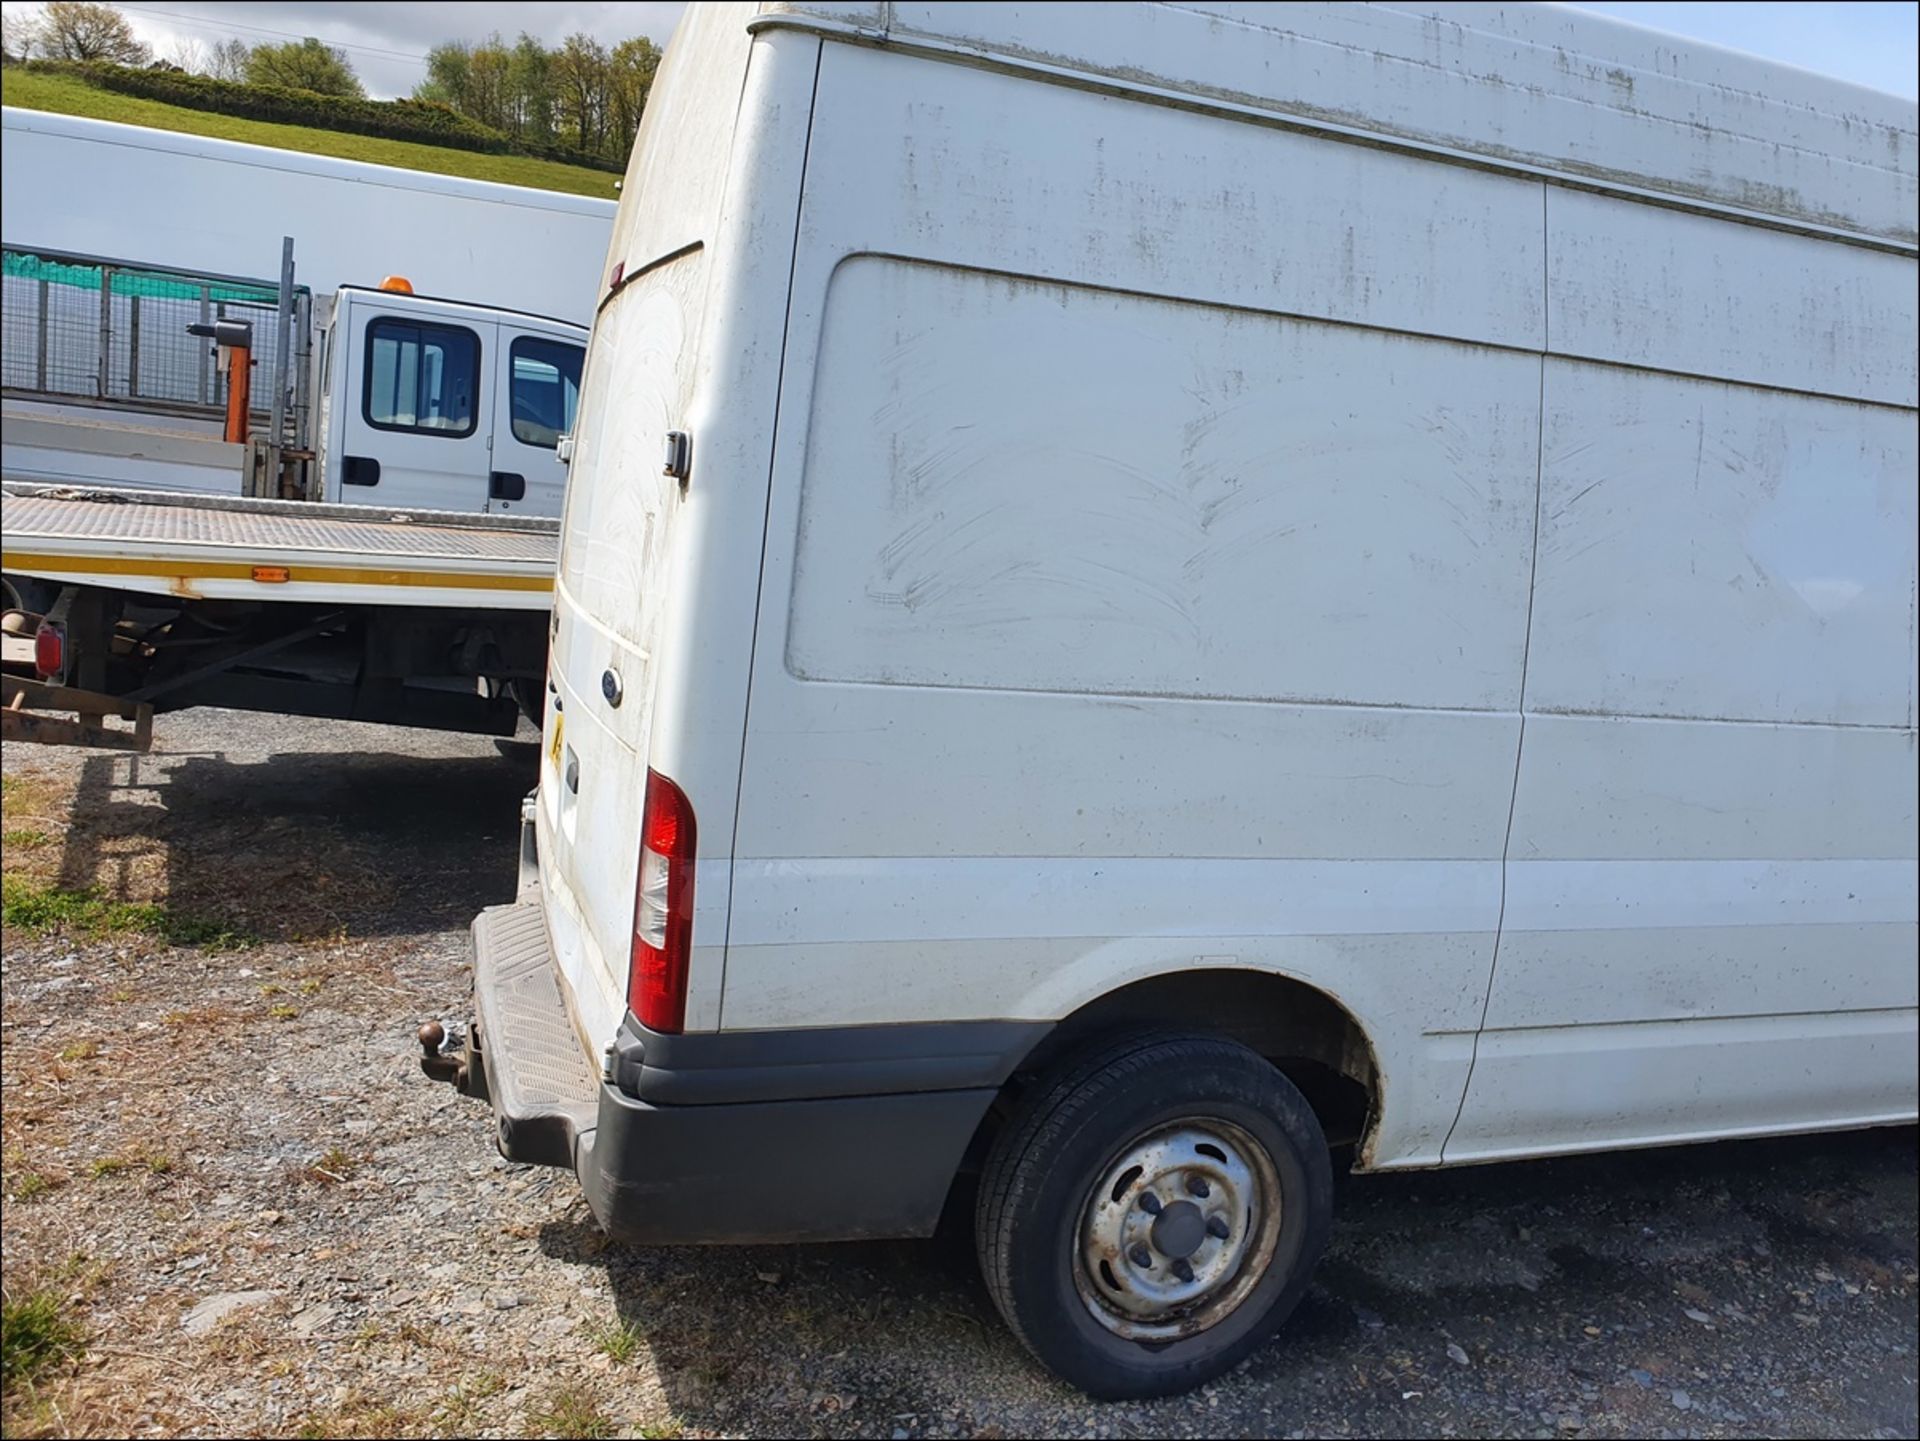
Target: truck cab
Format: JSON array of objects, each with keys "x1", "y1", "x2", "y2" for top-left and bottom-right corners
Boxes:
[
  {"x1": 0, "y1": 243, "x2": 584, "y2": 518},
  {"x1": 318, "y1": 285, "x2": 583, "y2": 517}
]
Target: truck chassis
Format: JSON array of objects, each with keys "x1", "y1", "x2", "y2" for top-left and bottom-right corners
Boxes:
[{"x1": 1, "y1": 482, "x2": 556, "y2": 750}]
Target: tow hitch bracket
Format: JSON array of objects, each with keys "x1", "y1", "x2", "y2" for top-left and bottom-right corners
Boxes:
[{"x1": 418, "y1": 1020, "x2": 489, "y2": 1102}]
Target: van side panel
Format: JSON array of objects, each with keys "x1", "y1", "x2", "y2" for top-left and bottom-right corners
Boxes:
[
  {"x1": 844, "y1": 0, "x2": 1917, "y2": 243},
  {"x1": 1527, "y1": 368, "x2": 1915, "y2": 728},
  {"x1": 1445, "y1": 208, "x2": 1920, "y2": 1155},
  {"x1": 788, "y1": 259, "x2": 1540, "y2": 711},
  {"x1": 729, "y1": 43, "x2": 1540, "y2": 1166},
  {"x1": 1546, "y1": 190, "x2": 1918, "y2": 410},
  {"x1": 730, "y1": 35, "x2": 1918, "y2": 1168}
]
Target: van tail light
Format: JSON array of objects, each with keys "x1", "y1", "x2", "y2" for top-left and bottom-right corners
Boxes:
[
  {"x1": 34, "y1": 621, "x2": 65, "y2": 682},
  {"x1": 629, "y1": 768, "x2": 696, "y2": 1033}
]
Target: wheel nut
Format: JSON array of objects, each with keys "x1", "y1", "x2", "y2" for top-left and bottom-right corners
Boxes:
[
  {"x1": 1138, "y1": 1192, "x2": 1162, "y2": 1216},
  {"x1": 1129, "y1": 1244, "x2": 1153, "y2": 1268},
  {"x1": 1186, "y1": 1175, "x2": 1211, "y2": 1199},
  {"x1": 1206, "y1": 1215, "x2": 1230, "y2": 1240},
  {"x1": 1172, "y1": 1258, "x2": 1195, "y2": 1283}
]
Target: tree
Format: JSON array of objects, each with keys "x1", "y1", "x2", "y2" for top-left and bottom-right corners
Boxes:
[
  {"x1": 161, "y1": 35, "x2": 205, "y2": 74},
  {"x1": 508, "y1": 32, "x2": 553, "y2": 143},
  {"x1": 465, "y1": 34, "x2": 512, "y2": 131},
  {"x1": 606, "y1": 36, "x2": 659, "y2": 158},
  {"x1": 3, "y1": 8, "x2": 39, "y2": 60},
  {"x1": 32, "y1": 1, "x2": 151, "y2": 64},
  {"x1": 206, "y1": 36, "x2": 251, "y2": 82},
  {"x1": 417, "y1": 40, "x2": 472, "y2": 112},
  {"x1": 245, "y1": 36, "x2": 363, "y2": 97},
  {"x1": 413, "y1": 26, "x2": 657, "y2": 163},
  {"x1": 551, "y1": 32, "x2": 609, "y2": 153}
]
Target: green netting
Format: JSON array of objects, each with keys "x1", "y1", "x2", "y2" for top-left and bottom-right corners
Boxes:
[{"x1": 3, "y1": 249, "x2": 278, "y2": 304}]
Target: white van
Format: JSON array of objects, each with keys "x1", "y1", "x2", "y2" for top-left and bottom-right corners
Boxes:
[{"x1": 426, "y1": 1, "x2": 1920, "y2": 1398}]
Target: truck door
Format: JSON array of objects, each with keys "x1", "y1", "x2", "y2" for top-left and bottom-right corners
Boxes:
[
  {"x1": 489, "y1": 328, "x2": 582, "y2": 517},
  {"x1": 337, "y1": 293, "x2": 498, "y2": 513}
]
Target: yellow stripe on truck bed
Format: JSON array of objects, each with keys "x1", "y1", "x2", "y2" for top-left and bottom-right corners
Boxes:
[{"x1": 1, "y1": 551, "x2": 553, "y2": 593}]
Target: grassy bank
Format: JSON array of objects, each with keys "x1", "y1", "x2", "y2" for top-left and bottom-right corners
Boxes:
[{"x1": 2, "y1": 68, "x2": 620, "y2": 200}]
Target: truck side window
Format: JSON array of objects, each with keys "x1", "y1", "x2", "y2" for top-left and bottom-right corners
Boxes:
[
  {"x1": 508, "y1": 336, "x2": 584, "y2": 449},
  {"x1": 364, "y1": 318, "x2": 480, "y2": 437}
]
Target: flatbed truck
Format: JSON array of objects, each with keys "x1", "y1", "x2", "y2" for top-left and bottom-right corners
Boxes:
[{"x1": 1, "y1": 481, "x2": 556, "y2": 748}]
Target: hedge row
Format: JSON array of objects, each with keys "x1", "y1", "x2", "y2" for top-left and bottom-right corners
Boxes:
[{"x1": 18, "y1": 60, "x2": 626, "y2": 175}]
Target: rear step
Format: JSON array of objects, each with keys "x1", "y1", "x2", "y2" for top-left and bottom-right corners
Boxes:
[{"x1": 426, "y1": 903, "x2": 599, "y2": 1168}]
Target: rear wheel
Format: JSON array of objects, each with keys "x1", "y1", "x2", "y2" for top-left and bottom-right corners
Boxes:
[{"x1": 976, "y1": 1032, "x2": 1333, "y2": 1399}]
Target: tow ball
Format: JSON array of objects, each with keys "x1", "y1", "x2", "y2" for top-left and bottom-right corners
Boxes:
[{"x1": 418, "y1": 1020, "x2": 472, "y2": 1091}]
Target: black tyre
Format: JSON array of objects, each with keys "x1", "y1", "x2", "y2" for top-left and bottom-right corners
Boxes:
[{"x1": 976, "y1": 1031, "x2": 1333, "y2": 1399}]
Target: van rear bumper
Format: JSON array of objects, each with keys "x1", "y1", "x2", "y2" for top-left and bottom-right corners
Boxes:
[
  {"x1": 463, "y1": 900, "x2": 1031, "y2": 1244},
  {"x1": 576, "y1": 1079, "x2": 1000, "y2": 1244}
]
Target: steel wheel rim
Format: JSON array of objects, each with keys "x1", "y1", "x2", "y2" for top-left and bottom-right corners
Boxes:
[{"x1": 1073, "y1": 1117, "x2": 1284, "y2": 1341}]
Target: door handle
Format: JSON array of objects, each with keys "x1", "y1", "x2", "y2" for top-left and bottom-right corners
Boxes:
[
  {"x1": 489, "y1": 471, "x2": 526, "y2": 502},
  {"x1": 342, "y1": 455, "x2": 380, "y2": 486}
]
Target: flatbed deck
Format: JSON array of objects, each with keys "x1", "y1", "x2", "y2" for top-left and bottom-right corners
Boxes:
[{"x1": 1, "y1": 481, "x2": 557, "y2": 610}]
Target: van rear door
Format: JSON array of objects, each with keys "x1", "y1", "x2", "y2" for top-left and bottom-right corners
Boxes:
[
  {"x1": 336, "y1": 292, "x2": 496, "y2": 512},
  {"x1": 536, "y1": 247, "x2": 707, "y2": 1048}
]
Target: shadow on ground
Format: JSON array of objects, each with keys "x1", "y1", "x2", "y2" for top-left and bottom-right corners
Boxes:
[
  {"x1": 538, "y1": 1125, "x2": 1918, "y2": 1438},
  {"x1": 47, "y1": 739, "x2": 537, "y2": 939}
]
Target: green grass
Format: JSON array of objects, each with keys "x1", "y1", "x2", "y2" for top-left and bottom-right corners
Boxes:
[
  {"x1": 1, "y1": 874, "x2": 251, "y2": 950},
  {"x1": 588, "y1": 1318, "x2": 645, "y2": 1365},
  {"x1": 435, "y1": 1370, "x2": 508, "y2": 1426},
  {"x1": 527, "y1": 1391, "x2": 617, "y2": 1440},
  {"x1": 2, "y1": 69, "x2": 620, "y2": 200},
  {"x1": 1, "y1": 829, "x2": 51, "y2": 850},
  {"x1": 5, "y1": 1172, "x2": 62, "y2": 1202},
  {"x1": 1, "y1": 1286, "x2": 85, "y2": 1393}
]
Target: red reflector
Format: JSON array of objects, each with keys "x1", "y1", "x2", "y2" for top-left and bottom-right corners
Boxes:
[
  {"x1": 33, "y1": 622, "x2": 63, "y2": 680},
  {"x1": 629, "y1": 767, "x2": 696, "y2": 1034}
]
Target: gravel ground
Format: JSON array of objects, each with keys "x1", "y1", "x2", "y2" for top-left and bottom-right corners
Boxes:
[{"x1": 3, "y1": 708, "x2": 1916, "y2": 1440}]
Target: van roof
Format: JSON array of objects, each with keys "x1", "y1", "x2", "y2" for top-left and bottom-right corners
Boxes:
[{"x1": 753, "y1": 2, "x2": 1918, "y2": 245}]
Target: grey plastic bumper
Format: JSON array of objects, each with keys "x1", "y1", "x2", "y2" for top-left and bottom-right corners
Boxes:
[{"x1": 466, "y1": 899, "x2": 1030, "y2": 1244}]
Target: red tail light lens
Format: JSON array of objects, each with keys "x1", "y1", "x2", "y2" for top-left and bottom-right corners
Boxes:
[
  {"x1": 33, "y1": 621, "x2": 64, "y2": 681},
  {"x1": 629, "y1": 767, "x2": 696, "y2": 1033}
]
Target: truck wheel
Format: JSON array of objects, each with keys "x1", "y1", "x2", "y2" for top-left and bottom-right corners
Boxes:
[{"x1": 976, "y1": 1032, "x2": 1332, "y2": 1399}]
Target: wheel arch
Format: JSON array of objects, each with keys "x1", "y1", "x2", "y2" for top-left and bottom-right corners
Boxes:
[{"x1": 970, "y1": 967, "x2": 1387, "y2": 1178}]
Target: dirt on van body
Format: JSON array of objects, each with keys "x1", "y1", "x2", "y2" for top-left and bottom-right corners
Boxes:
[{"x1": 3, "y1": 709, "x2": 1915, "y2": 1440}]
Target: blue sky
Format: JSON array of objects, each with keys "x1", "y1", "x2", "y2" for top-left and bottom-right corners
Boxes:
[
  {"x1": 1565, "y1": 2, "x2": 1918, "y2": 98},
  {"x1": 3, "y1": 2, "x2": 1914, "y2": 101}
]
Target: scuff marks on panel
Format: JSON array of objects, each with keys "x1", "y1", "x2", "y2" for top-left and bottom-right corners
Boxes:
[
  {"x1": 1527, "y1": 358, "x2": 1917, "y2": 728},
  {"x1": 787, "y1": 255, "x2": 1540, "y2": 712}
]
